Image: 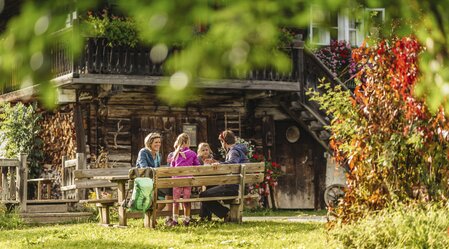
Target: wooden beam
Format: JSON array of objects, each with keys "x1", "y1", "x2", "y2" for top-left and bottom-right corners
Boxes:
[
  {"x1": 72, "y1": 74, "x2": 300, "y2": 91},
  {"x1": 74, "y1": 104, "x2": 86, "y2": 153},
  {"x1": 0, "y1": 159, "x2": 19, "y2": 167},
  {"x1": 155, "y1": 173, "x2": 263, "y2": 188},
  {"x1": 0, "y1": 73, "x2": 74, "y2": 103},
  {"x1": 154, "y1": 162, "x2": 264, "y2": 177}
]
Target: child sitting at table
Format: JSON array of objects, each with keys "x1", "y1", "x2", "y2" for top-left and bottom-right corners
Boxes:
[
  {"x1": 197, "y1": 142, "x2": 218, "y2": 165},
  {"x1": 169, "y1": 133, "x2": 201, "y2": 226}
]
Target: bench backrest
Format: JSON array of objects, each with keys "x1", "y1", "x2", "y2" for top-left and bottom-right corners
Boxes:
[
  {"x1": 152, "y1": 162, "x2": 265, "y2": 189},
  {"x1": 71, "y1": 162, "x2": 265, "y2": 192}
]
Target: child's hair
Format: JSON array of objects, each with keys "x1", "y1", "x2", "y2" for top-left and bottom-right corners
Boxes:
[
  {"x1": 197, "y1": 142, "x2": 213, "y2": 159},
  {"x1": 173, "y1": 133, "x2": 190, "y2": 161},
  {"x1": 218, "y1": 130, "x2": 236, "y2": 145},
  {"x1": 144, "y1": 132, "x2": 161, "y2": 151}
]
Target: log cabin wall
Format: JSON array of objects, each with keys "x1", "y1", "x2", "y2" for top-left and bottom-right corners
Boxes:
[
  {"x1": 83, "y1": 86, "x2": 254, "y2": 168},
  {"x1": 80, "y1": 85, "x2": 326, "y2": 209}
]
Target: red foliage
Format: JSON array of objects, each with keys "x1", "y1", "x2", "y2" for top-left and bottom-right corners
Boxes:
[{"x1": 329, "y1": 36, "x2": 449, "y2": 223}]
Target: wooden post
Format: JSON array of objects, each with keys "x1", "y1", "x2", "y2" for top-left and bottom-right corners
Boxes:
[
  {"x1": 230, "y1": 164, "x2": 246, "y2": 223},
  {"x1": 46, "y1": 181, "x2": 52, "y2": 199},
  {"x1": 74, "y1": 105, "x2": 86, "y2": 154},
  {"x1": 150, "y1": 169, "x2": 158, "y2": 228},
  {"x1": 16, "y1": 154, "x2": 28, "y2": 212},
  {"x1": 2, "y1": 165, "x2": 7, "y2": 201},
  {"x1": 76, "y1": 153, "x2": 86, "y2": 200},
  {"x1": 9, "y1": 166, "x2": 16, "y2": 200},
  {"x1": 61, "y1": 156, "x2": 67, "y2": 199},
  {"x1": 292, "y1": 35, "x2": 305, "y2": 102},
  {"x1": 37, "y1": 181, "x2": 42, "y2": 200}
]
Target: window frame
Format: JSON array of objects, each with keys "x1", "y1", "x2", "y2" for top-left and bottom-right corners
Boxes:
[{"x1": 309, "y1": 7, "x2": 385, "y2": 47}]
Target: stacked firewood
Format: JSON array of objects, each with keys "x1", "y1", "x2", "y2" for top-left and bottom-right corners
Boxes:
[{"x1": 39, "y1": 108, "x2": 76, "y2": 198}]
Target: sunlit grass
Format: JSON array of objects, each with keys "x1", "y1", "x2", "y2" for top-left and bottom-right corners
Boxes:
[
  {"x1": 244, "y1": 208, "x2": 327, "y2": 217},
  {"x1": 0, "y1": 219, "x2": 335, "y2": 249}
]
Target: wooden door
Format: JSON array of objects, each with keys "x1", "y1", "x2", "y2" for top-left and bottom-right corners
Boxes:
[{"x1": 274, "y1": 121, "x2": 315, "y2": 209}]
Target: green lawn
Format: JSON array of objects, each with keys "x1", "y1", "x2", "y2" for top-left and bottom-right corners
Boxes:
[
  {"x1": 243, "y1": 209, "x2": 327, "y2": 217},
  {"x1": 0, "y1": 219, "x2": 335, "y2": 249}
]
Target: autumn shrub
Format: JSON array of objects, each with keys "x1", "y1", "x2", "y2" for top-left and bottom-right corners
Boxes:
[
  {"x1": 331, "y1": 203, "x2": 449, "y2": 248},
  {"x1": 309, "y1": 36, "x2": 449, "y2": 223}
]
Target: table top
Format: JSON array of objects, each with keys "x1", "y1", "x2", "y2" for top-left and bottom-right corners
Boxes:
[{"x1": 92, "y1": 175, "x2": 129, "y2": 181}]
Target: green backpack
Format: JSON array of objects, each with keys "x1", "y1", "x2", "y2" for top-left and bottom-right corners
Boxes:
[{"x1": 128, "y1": 177, "x2": 154, "y2": 212}]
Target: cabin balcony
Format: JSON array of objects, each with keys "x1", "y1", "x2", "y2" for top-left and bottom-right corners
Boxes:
[
  {"x1": 1, "y1": 37, "x2": 305, "y2": 97},
  {"x1": 52, "y1": 37, "x2": 304, "y2": 92}
]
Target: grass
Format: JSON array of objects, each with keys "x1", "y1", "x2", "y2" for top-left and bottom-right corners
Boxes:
[
  {"x1": 0, "y1": 218, "x2": 335, "y2": 249},
  {"x1": 243, "y1": 208, "x2": 327, "y2": 217}
]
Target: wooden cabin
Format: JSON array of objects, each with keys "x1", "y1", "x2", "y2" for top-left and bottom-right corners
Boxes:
[{"x1": 0, "y1": 2, "x2": 383, "y2": 210}]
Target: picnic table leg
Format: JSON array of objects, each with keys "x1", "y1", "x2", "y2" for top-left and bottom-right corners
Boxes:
[
  {"x1": 229, "y1": 203, "x2": 242, "y2": 223},
  {"x1": 117, "y1": 181, "x2": 127, "y2": 227},
  {"x1": 144, "y1": 210, "x2": 151, "y2": 228},
  {"x1": 149, "y1": 185, "x2": 158, "y2": 228}
]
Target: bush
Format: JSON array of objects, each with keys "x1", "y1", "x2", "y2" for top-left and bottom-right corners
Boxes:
[
  {"x1": 331, "y1": 203, "x2": 449, "y2": 248},
  {"x1": 83, "y1": 10, "x2": 139, "y2": 47},
  {"x1": 0, "y1": 204, "x2": 23, "y2": 230},
  {"x1": 310, "y1": 37, "x2": 449, "y2": 223},
  {"x1": 0, "y1": 102, "x2": 43, "y2": 179}
]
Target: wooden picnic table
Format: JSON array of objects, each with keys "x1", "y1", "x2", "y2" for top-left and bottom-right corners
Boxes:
[{"x1": 92, "y1": 175, "x2": 129, "y2": 227}]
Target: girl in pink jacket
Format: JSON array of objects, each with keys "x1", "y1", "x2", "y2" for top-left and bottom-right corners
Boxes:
[{"x1": 169, "y1": 133, "x2": 200, "y2": 226}]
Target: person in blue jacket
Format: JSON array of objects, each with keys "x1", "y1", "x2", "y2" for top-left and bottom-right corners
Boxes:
[
  {"x1": 199, "y1": 130, "x2": 249, "y2": 221},
  {"x1": 136, "y1": 132, "x2": 162, "y2": 168},
  {"x1": 135, "y1": 132, "x2": 172, "y2": 223}
]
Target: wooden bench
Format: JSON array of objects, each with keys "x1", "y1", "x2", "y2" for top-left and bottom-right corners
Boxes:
[
  {"x1": 69, "y1": 162, "x2": 265, "y2": 228},
  {"x1": 139, "y1": 162, "x2": 265, "y2": 228},
  {"x1": 68, "y1": 167, "x2": 129, "y2": 226}
]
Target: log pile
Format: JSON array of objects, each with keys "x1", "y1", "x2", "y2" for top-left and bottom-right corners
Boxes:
[{"x1": 39, "y1": 107, "x2": 76, "y2": 198}]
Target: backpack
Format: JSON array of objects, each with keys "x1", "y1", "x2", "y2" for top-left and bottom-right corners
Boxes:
[{"x1": 127, "y1": 177, "x2": 154, "y2": 212}]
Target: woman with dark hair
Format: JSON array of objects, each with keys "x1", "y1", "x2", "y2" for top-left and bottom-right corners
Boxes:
[{"x1": 199, "y1": 130, "x2": 249, "y2": 221}]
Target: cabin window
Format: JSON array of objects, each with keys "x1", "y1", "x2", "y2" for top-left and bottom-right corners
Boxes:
[{"x1": 309, "y1": 7, "x2": 385, "y2": 47}]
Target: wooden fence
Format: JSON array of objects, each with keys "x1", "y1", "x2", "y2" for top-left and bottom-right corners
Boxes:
[{"x1": 0, "y1": 154, "x2": 28, "y2": 212}]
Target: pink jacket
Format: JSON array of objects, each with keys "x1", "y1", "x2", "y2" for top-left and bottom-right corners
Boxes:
[{"x1": 170, "y1": 147, "x2": 200, "y2": 178}]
